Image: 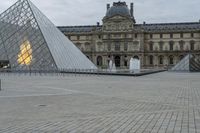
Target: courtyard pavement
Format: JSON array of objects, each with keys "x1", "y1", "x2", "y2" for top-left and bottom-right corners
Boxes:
[{"x1": 0, "y1": 72, "x2": 199, "y2": 133}]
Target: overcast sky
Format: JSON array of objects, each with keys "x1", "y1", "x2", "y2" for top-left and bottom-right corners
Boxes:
[{"x1": 0, "y1": 0, "x2": 200, "y2": 26}]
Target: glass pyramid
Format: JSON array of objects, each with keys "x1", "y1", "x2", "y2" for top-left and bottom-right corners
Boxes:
[
  {"x1": 0, "y1": 0, "x2": 97, "y2": 71},
  {"x1": 171, "y1": 54, "x2": 200, "y2": 72}
]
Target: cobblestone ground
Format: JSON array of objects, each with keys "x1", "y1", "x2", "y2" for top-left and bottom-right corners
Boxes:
[{"x1": 0, "y1": 72, "x2": 200, "y2": 133}]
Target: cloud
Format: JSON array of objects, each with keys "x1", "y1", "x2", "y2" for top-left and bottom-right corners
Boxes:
[{"x1": 0, "y1": 0, "x2": 200, "y2": 26}]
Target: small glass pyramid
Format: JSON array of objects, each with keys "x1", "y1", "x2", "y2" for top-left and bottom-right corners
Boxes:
[{"x1": 171, "y1": 54, "x2": 200, "y2": 72}]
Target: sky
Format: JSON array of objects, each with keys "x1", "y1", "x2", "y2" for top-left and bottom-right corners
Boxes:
[{"x1": 0, "y1": 0, "x2": 200, "y2": 26}]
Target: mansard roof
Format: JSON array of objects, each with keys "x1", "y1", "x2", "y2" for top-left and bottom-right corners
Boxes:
[
  {"x1": 58, "y1": 22, "x2": 200, "y2": 33},
  {"x1": 140, "y1": 22, "x2": 200, "y2": 33},
  {"x1": 105, "y1": 2, "x2": 131, "y2": 18},
  {"x1": 58, "y1": 25, "x2": 102, "y2": 33}
]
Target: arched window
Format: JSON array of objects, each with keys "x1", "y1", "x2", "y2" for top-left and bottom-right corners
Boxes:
[
  {"x1": 190, "y1": 40, "x2": 195, "y2": 50},
  {"x1": 179, "y1": 55, "x2": 184, "y2": 61},
  {"x1": 169, "y1": 55, "x2": 174, "y2": 65},
  {"x1": 97, "y1": 56, "x2": 103, "y2": 66},
  {"x1": 149, "y1": 41, "x2": 154, "y2": 51},
  {"x1": 159, "y1": 55, "x2": 164, "y2": 65},
  {"x1": 179, "y1": 40, "x2": 185, "y2": 51},
  {"x1": 149, "y1": 55, "x2": 154, "y2": 65},
  {"x1": 169, "y1": 41, "x2": 174, "y2": 51},
  {"x1": 133, "y1": 55, "x2": 139, "y2": 60}
]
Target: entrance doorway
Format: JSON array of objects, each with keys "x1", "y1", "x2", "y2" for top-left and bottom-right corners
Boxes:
[
  {"x1": 96, "y1": 56, "x2": 103, "y2": 66},
  {"x1": 114, "y1": 56, "x2": 121, "y2": 67}
]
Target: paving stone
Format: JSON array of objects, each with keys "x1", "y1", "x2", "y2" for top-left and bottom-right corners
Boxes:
[{"x1": 0, "y1": 72, "x2": 199, "y2": 132}]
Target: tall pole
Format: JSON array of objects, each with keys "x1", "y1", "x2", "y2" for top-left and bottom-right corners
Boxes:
[{"x1": 0, "y1": 79, "x2": 1, "y2": 91}]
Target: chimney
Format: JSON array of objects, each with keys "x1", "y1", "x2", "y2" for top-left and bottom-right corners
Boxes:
[
  {"x1": 130, "y1": 3, "x2": 134, "y2": 17},
  {"x1": 107, "y1": 4, "x2": 110, "y2": 10}
]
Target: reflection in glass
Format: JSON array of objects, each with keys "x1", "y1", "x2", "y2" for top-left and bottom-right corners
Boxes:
[{"x1": 18, "y1": 40, "x2": 32, "y2": 65}]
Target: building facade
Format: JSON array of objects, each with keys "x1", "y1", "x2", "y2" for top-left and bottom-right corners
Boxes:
[{"x1": 58, "y1": 1, "x2": 200, "y2": 69}]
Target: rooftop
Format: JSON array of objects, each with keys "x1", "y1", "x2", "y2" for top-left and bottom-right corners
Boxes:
[
  {"x1": 105, "y1": 1, "x2": 131, "y2": 18},
  {"x1": 58, "y1": 22, "x2": 200, "y2": 33}
]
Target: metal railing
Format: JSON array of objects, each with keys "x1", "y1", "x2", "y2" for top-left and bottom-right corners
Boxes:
[{"x1": 0, "y1": 68, "x2": 166, "y2": 77}]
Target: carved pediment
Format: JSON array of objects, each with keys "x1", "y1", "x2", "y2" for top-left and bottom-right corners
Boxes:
[{"x1": 103, "y1": 15, "x2": 132, "y2": 23}]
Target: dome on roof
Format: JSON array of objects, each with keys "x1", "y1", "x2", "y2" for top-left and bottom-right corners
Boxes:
[{"x1": 105, "y1": 2, "x2": 131, "y2": 18}]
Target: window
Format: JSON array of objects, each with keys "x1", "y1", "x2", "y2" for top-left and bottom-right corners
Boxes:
[
  {"x1": 160, "y1": 34, "x2": 163, "y2": 38},
  {"x1": 180, "y1": 33, "x2": 183, "y2": 38},
  {"x1": 190, "y1": 40, "x2": 195, "y2": 50},
  {"x1": 77, "y1": 35, "x2": 80, "y2": 40},
  {"x1": 149, "y1": 41, "x2": 154, "y2": 51},
  {"x1": 76, "y1": 43, "x2": 81, "y2": 49},
  {"x1": 150, "y1": 34, "x2": 153, "y2": 39},
  {"x1": 169, "y1": 41, "x2": 174, "y2": 51},
  {"x1": 115, "y1": 42, "x2": 120, "y2": 51},
  {"x1": 124, "y1": 34, "x2": 127, "y2": 38},
  {"x1": 85, "y1": 42, "x2": 90, "y2": 51},
  {"x1": 159, "y1": 56, "x2": 164, "y2": 65},
  {"x1": 179, "y1": 40, "x2": 185, "y2": 51},
  {"x1": 114, "y1": 34, "x2": 121, "y2": 38},
  {"x1": 159, "y1": 41, "x2": 164, "y2": 51},
  {"x1": 98, "y1": 35, "x2": 101, "y2": 39},
  {"x1": 135, "y1": 34, "x2": 138, "y2": 38},
  {"x1": 124, "y1": 42, "x2": 128, "y2": 51},
  {"x1": 191, "y1": 33, "x2": 194, "y2": 38},
  {"x1": 170, "y1": 33, "x2": 173, "y2": 39},
  {"x1": 97, "y1": 42, "x2": 102, "y2": 51},
  {"x1": 86, "y1": 36, "x2": 89, "y2": 40},
  {"x1": 169, "y1": 56, "x2": 174, "y2": 65},
  {"x1": 108, "y1": 34, "x2": 110, "y2": 39},
  {"x1": 107, "y1": 43, "x2": 111, "y2": 51},
  {"x1": 149, "y1": 55, "x2": 154, "y2": 65}
]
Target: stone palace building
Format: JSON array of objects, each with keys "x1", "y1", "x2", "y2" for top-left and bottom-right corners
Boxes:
[{"x1": 58, "y1": 1, "x2": 200, "y2": 69}]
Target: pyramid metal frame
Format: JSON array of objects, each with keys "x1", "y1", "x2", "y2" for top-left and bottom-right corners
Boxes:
[{"x1": 0, "y1": 0, "x2": 97, "y2": 71}]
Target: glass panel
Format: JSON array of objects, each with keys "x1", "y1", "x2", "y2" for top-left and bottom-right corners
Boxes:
[
  {"x1": 0, "y1": 0, "x2": 97, "y2": 70},
  {"x1": 29, "y1": 1, "x2": 97, "y2": 70},
  {"x1": 0, "y1": 0, "x2": 56, "y2": 71}
]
